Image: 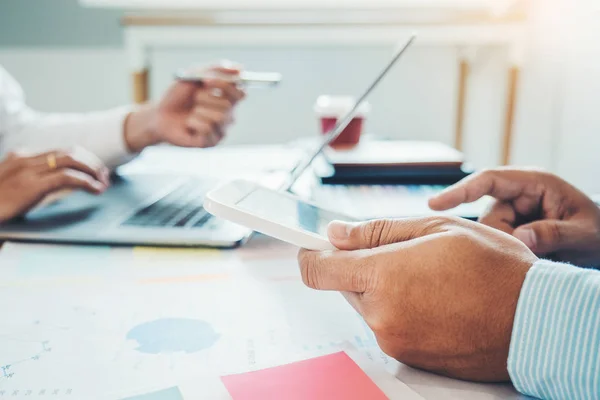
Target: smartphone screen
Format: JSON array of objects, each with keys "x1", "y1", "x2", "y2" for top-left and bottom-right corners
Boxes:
[{"x1": 235, "y1": 188, "x2": 356, "y2": 237}]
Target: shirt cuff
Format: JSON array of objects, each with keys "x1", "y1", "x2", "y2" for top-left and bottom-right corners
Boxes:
[
  {"x1": 81, "y1": 106, "x2": 137, "y2": 169},
  {"x1": 508, "y1": 260, "x2": 600, "y2": 400}
]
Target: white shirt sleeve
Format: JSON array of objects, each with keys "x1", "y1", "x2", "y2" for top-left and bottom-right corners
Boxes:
[{"x1": 0, "y1": 65, "x2": 135, "y2": 169}]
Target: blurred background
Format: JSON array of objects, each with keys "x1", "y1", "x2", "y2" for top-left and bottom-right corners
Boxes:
[{"x1": 0, "y1": 0, "x2": 598, "y2": 192}]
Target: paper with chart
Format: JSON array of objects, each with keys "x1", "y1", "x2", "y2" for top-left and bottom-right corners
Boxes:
[{"x1": 0, "y1": 241, "x2": 421, "y2": 399}]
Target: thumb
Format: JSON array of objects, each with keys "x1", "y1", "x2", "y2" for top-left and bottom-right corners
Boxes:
[
  {"x1": 328, "y1": 218, "x2": 433, "y2": 250},
  {"x1": 513, "y1": 220, "x2": 574, "y2": 256},
  {"x1": 163, "y1": 81, "x2": 198, "y2": 108}
]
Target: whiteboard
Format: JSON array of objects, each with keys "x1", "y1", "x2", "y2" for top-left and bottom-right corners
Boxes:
[{"x1": 79, "y1": 0, "x2": 518, "y2": 11}]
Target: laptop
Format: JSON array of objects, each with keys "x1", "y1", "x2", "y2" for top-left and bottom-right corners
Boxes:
[{"x1": 0, "y1": 36, "x2": 417, "y2": 248}]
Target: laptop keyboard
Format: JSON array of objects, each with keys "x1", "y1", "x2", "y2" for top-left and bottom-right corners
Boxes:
[
  {"x1": 311, "y1": 183, "x2": 489, "y2": 219},
  {"x1": 122, "y1": 182, "x2": 212, "y2": 228},
  {"x1": 311, "y1": 184, "x2": 448, "y2": 219}
]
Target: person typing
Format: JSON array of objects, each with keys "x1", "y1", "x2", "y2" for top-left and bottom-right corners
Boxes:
[{"x1": 0, "y1": 63, "x2": 245, "y2": 222}]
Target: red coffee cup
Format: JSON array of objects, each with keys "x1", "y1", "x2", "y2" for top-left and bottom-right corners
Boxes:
[{"x1": 314, "y1": 95, "x2": 371, "y2": 148}]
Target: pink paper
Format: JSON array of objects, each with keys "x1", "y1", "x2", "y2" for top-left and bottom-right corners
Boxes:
[{"x1": 221, "y1": 351, "x2": 388, "y2": 400}]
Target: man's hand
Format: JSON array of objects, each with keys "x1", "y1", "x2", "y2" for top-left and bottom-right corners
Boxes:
[
  {"x1": 124, "y1": 64, "x2": 246, "y2": 152},
  {"x1": 429, "y1": 168, "x2": 600, "y2": 266},
  {"x1": 0, "y1": 148, "x2": 109, "y2": 222},
  {"x1": 298, "y1": 217, "x2": 538, "y2": 382}
]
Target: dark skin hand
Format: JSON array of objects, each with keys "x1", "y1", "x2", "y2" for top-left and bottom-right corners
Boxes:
[
  {"x1": 0, "y1": 148, "x2": 108, "y2": 222},
  {"x1": 298, "y1": 217, "x2": 538, "y2": 382},
  {"x1": 429, "y1": 168, "x2": 600, "y2": 267}
]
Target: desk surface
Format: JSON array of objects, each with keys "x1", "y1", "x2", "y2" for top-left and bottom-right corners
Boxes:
[
  {"x1": 0, "y1": 236, "x2": 523, "y2": 399},
  {"x1": 0, "y1": 146, "x2": 525, "y2": 399}
]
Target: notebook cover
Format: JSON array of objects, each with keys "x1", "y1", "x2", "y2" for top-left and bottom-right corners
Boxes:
[{"x1": 324, "y1": 140, "x2": 464, "y2": 168}]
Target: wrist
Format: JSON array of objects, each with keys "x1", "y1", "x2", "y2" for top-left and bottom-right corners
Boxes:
[{"x1": 123, "y1": 104, "x2": 160, "y2": 153}]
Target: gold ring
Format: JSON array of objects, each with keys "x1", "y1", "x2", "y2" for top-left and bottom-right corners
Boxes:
[{"x1": 47, "y1": 153, "x2": 57, "y2": 170}]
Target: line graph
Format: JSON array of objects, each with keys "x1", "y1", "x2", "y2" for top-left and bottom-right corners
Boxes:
[{"x1": 0, "y1": 338, "x2": 51, "y2": 380}]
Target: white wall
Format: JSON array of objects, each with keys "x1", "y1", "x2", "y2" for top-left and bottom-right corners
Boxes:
[
  {"x1": 150, "y1": 45, "x2": 461, "y2": 146},
  {"x1": 0, "y1": 48, "x2": 129, "y2": 112},
  {"x1": 554, "y1": 0, "x2": 600, "y2": 194},
  {"x1": 0, "y1": 45, "x2": 517, "y2": 171}
]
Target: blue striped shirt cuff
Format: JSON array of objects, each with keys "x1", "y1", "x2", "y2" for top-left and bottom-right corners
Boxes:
[{"x1": 508, "y1": 260, "x2": 600, "y2": 400}]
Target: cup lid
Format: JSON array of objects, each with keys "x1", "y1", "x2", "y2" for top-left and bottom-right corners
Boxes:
[{"x1": 314, "y1": 95, "x2": 371, "y2": 117}]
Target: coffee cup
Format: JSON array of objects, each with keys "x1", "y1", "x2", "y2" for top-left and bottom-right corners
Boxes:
[{"x1": 314, "y1": 95, "x2": 371, "y2": 148}]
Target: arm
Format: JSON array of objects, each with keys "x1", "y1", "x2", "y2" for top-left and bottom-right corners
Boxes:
[
  {"x1": 0, "y1": 66, "x2": 133, "y2": 169},
  {"x1": 509, "y1": 261, "x2": 600, "y2": 399},
  {"x1": 4, "y1": 106, "x2": 134, "y2": 170},
  {"x1": 0, "y1": 65, "x2": 245, "y2": 170}
]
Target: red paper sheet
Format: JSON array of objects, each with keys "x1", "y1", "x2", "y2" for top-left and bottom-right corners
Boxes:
[{"x1": 221, "y1": 351, "x2": 389, "y2": 400}]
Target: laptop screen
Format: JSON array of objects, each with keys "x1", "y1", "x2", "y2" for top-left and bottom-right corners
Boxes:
[{"x1": 280, "y1": 34, "x2": 416, "y2": 192}]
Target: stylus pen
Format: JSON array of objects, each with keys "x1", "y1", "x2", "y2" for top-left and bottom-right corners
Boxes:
[{"x1": 174, "y1": 70, "x2": 282, "y2": 87}]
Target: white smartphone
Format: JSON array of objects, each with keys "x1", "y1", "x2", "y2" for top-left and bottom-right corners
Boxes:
[
  {"x1": 204, "y1": 180, "x2": 358, "y2": 251},
  {"x1": 175, "y1": 70, "x2": 282, "y2": 87}
]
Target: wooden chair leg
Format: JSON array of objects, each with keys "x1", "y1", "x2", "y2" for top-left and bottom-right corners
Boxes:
[
  {"x1": 132, "y1": 69, "x2": 149, "y2": 104},
  {"x1": 502, "y1": 66, "x2": 520, "y2": 165},
  {"x1": 454, "y1": 59, "x2": 470, "y2": 151}
]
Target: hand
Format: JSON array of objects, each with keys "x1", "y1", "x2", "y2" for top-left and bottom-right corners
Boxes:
[
  {"x1": 298, "y1": 217, "x2": 538, "y2": 382},
  {"x1": 0, "y1": 148, "x2": 109, "y2": 222},
  {"x1": 429, "y1": 168, "x2": 600, "y2": 266},
  {"x1": 124, "y1": 64, "x2": 246, "y2": 152}
]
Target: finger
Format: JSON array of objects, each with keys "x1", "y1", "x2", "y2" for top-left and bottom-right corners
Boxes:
[
  {"x1": 27, "y1": 150, "x2": 108, "y2": 184},
  {"x1": 212, "y1": 123, "x2": 226, "y2": 141},
  {"x1": 181, "y1": 63, "x2": 241, "y2": 84},
  {"x1": 513, "y1": 220, "x2": 590, "y2": 256},
  {"x1": 203, "y1": 79, "x2": 246, "y2": 104},
  {"x1": 194, "y1": 90, "x2": 233, "y2": 111},
  {"x1": 193, "y1": 107, "x2": 228, "y2": 128},
  {"x1": 478, "y1": 200, "x2": 517, "y2": 234},
  {"x1": 209, "y1": 59, "x2": 243, "y2": 74},
  {"x1": 185, "y1": 118, "x2": 219, "y2": 148},
  {"x1": 208, "y1": 129, "x2": 222, "y2": 145},
  {"x1": 328, "y1": 217, "x2": 448, "y2": 250},
  {"x1": 297, "y1": 249, "x2": 373, "y2": 293},
  {"x1": 192, "y1": 107, "x2": 229, "y2": 142},
  {"x1": 58, "y1": 149, "x2": 109, "y2": 185},
  {"x1": 428, "y1": 169, "x2": 532, "y2": 211},
  {"x1": 210, "y1": 64, "x2": 242, "y2": 75},
  {"x1": 163, "y1": 81, "x2": 200, "y2": 108},
  {"x1": 40, "y1": 169, "x2": 107, "y2": 195}
]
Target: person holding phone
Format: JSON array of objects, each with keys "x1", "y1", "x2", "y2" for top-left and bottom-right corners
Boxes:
[
  {"x1": 0, "y1": 63, "x2": 246, "y2": 222},
  {"x1": 298, "y1": 168, "x2": 600, "y2": 400}
]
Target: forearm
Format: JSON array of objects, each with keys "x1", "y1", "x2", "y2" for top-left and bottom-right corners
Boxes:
[
  {"x1": 508, "y1": 260, "x2": 600, "y2": 399},
  {"x1": 2, "y1": 106, "x2": 136, "y2": 169}
]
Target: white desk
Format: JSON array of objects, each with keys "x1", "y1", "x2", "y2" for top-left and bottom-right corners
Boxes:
[
  {"x1": 0, "y1": 235, "x2": 524, "y2": 399},
  {"x1": 0, "y1": 146, "x2": 526, "y2": 399}
]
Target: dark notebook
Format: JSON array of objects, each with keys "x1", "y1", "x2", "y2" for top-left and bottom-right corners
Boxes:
[{"x1": 315, "y1": 140, "x2": 472, "y2": 185}]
